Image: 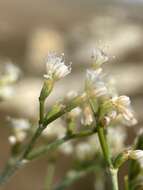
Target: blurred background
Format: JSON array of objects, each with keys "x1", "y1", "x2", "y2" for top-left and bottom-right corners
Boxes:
[{"x1": 0, "y1": 0, "x2": 143, "y2": 189}]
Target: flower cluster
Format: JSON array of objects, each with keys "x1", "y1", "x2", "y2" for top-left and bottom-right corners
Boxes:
[
  {"x1": 85, "y1": 48, "x2": 137, "y2": 127},
  {"x1": 2, "y1": 48, "x2": 140, "y2": 190}
]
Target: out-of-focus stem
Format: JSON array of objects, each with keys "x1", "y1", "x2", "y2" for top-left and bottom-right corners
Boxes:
[
  {"x1": 45, "y1": 162, "x2": 56, "y2": 190},
  {"x1": 0, "y1": 129, "x2": 97, "y2": 186}
]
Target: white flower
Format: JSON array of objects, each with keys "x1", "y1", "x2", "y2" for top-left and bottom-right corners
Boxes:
[
  {"x1": 129, "y1": 150, "x2": 143, "y2": 160},
  {"x1": 44, "y1": 52, "x2": 71, "y2": 81},
  {"x1": 8, "y1": 135, "x2": 17, "y2": 145},
  {"x1": 0, "y1": 86, "x2": 14, "y2": 100},
  {"x1": 7, "y1": 118, "x2": 30, "y2": 143},
  {"x1": 91, "y1": 48, "x2": 109, "y2": 67},
  {"x1": 59, "y1": 142, "x2": 73, "y2": 155},
  {"x1": 5, "y1": 63, "x2": 20, "y2": 83},
  {"x1": 111, "y1": 95, "x2": 137, "y2": 126},
  {"x1": 86, "y1": 69, "x2": 108, "y2": 97},
  {"x1": 8, "y1": 118, "x2": 31, "y2": 130}
]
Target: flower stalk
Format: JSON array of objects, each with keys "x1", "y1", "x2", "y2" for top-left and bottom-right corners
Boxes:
[{"x1": 97, "y1": 126, "x2": 119, "y2": 190}]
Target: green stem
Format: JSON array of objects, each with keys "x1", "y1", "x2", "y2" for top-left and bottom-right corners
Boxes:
[
  {"x1": 0, "y1": 160, "x2": 23, "y2": 185},
  {"x1": 22, "y1": 126, "x2": 43, "y2": 159},
  {"x1": 0, "y1": 129, "x2": 97, "y2": 186},
  {"x1": 97, "y1": 127, "x2": 112, "y2": 166},
  {"x1": 28, "y1": 129, "x2": 97, "y2": 160},
  {"x1": 110, "y1": 168, "x2": 119, "y2": 190},
  {"x1": 124, "y1": 175, "x2": 129, "y2": 190},
  {"x1": 39, "y1": 100, "x2": 45, "y2": 125},
  {"x1": 0, "y1": 93, "x2": 96, "y2": 186},
  {"x1": 97, "y1": 126, "x2": 118, "y2": 190},
  {"x1": 45, "y1": 162, "x2": 56, "y2": 190}
]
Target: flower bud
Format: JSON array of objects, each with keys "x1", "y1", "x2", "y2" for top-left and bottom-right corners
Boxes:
[{"x1": 39, "y1": 79, "x2": 54, "y2": 101}]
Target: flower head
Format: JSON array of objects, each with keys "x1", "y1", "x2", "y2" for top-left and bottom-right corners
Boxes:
[
  {"x1": 44, "y1": 52, "x2": 71, "y2": 81},
  {"x1": 111, "y1": 95, "x2": 137, "y2": 126}
]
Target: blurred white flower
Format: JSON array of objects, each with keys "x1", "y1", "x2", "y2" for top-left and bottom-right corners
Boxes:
[
  {"x1": 128, "y1": 150, "x2": 143, "y2": 168},
  {"x1": 59, "y1": 142, "x2": 74, "y2": 155},
  {"x1": 107, "y1": 127, "x2": 126, "y2": 155},
  {"x1": 44, "y1": 52, "x2": 71, "y2": 81},
  {"x1": 0, "y1": 86, "x2": 14, "y2": 100},
  {"x1": 86, "y1": 69, "x2": 108, "y2": 97},
  {"x1": 91, "y1": 48, "x2": 109, "y2": 67},
  {"x1": 75, "y1": 142, "x2": 95, "y2": 161},
  {"x1": 8, "y1": 135, "x2": 17, "y2": 145},
  {"x1": 0, "y1": 62, "x2": 20, "y2": 100},
  {"x1": 68, "y1": 107, "x2": 82, "y2": 118},
  {"x1": 129, "y1": 150, "x2": 143, "y2": 160},
  {"x1": 8, "y1": 118, "x2": 31, "y2": 144},
  {"x1": 42, "y1": 119, "x2": 66, "y2": 138},
  {"x1": 8, "y1": 118, "x2": 31, "y2": 130},
  {"x1": 0, "y1": 62, "x2": 20, "y2": 85},
  {"x1": 5, "y1": 63, "x2": 21, "y2": 83}
]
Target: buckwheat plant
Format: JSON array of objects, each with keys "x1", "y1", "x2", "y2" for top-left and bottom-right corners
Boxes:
[{"x1": 0, "y1": 50, "x2": 143, "y2": 190}]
